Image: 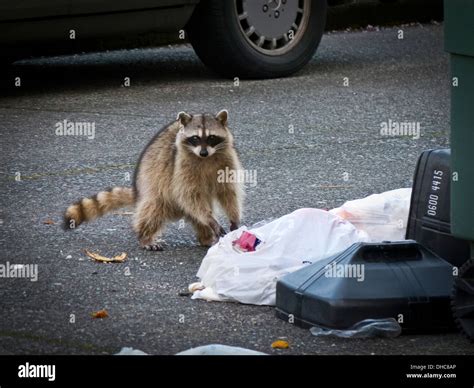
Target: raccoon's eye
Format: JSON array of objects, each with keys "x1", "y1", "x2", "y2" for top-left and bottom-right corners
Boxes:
[
  {"x1": 187, "y1": 136, "x2": 201, "y2": 146},
  {"x1": 207, "y1": 135, "x2": 223, "y2": 147}
]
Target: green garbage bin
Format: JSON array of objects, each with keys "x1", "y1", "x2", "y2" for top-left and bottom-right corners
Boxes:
[{"x1": 444, "y1": 0, "x2": 474, "y2": 253}]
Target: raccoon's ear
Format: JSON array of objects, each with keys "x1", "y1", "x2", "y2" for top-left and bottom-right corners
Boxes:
[
  {"x1": 177, "y1": 111, "x2": 192, "y2": 126},
  {"x1": 215, "y1": 109, "x2": 228, "y2": 126}
]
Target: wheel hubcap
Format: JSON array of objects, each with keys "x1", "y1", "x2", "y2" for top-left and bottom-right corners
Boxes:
[{"x1": 235, "y1": 0, "x2": 310, "y2": 55}]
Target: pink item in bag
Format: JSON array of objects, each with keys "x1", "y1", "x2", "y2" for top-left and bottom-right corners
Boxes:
[{"x1": 232, "y1": 231, "x2": 261, "y2": 252}]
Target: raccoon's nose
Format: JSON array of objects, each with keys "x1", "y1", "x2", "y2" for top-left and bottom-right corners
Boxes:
[{"x1": 200, "y1": 148, "x2": 209, "y2": 157}]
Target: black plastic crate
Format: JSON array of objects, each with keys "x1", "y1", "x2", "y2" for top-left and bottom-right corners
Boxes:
[{"x1": 276, "y1": 241, "x2": 455, "y2": 332}]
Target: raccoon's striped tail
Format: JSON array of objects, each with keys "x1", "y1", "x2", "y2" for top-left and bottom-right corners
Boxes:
[{"x1": 64, "y1": 187, "x2": 135, "y2": 230}]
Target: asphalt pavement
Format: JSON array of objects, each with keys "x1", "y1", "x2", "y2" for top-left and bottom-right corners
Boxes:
[{"x1": 1, "y1": 22, "x2": 472, "y2": 355}]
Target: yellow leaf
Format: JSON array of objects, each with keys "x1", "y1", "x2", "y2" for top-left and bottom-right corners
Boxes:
[
  {"x1": 85, "y1": 250, "x2": 127, "y2": 263},
  {"x1": 271, "y1": 340, "x2": 289, "y2": 349}
]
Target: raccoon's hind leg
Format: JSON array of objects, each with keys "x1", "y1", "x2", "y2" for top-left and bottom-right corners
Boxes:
[{"x1": 133, "y1": 199, "x2": 166, "y2": 251}]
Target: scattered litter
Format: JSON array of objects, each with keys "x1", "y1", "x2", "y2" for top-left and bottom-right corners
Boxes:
[
  {"x1": 329, "y1": 188, "x2": 411, "y2": 242},
  {"x1": 178, "y1": 290, "x2": 192, "y2": 297},
  {"x1": 85, "y1": 250, "x2": 127, "y2": 263},
  {"x1": 188, "y1": 283, "x2": 205, "y2": 293},
  {"x1": 271, "y1": 340, "x2": 289, "y2": 349},
  {"x1": 65, "y1": 255, "x2": 72, "y2": 259},
  {"x1": 91, "y1": 309, "x2": 109, "y2": 319},
  {"x1": 43, "y1": 219, "x2": 55, "y2": 225},
  {"x1": 190, "y1": 208, "x2": 368, "y2": 305},
  {"x1": 310, "y1": 318, "x2": 402, "y2": 339},
  {"x1": 188, "y1": 189, "x2": 414, "y2": 306},
  {"x1": 189, "y1": 284, "x2": 221, "y2": 301},
  {"x1": 177, "y1": 344, "x2": 266, "y2": 355},
  {"x1": 232, "y1": 231, "x2": 261, "y2": 252},
  {"x1": 115, "y1": 347, "x2": 147, "y2": 355}
]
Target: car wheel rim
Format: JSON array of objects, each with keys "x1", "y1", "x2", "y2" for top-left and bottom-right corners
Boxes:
[{"x1": 235, "y1": 0, "x2": 311, "y2": 56}]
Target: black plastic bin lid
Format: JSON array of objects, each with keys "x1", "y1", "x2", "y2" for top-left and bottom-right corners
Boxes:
[{"x1": 276, "y1": 241, "x2": 455, "y2": 332}]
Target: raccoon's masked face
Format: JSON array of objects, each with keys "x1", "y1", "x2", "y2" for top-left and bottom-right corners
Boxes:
[{"x1": 176, "y1": 110, "x2": 232, "y2": 159}]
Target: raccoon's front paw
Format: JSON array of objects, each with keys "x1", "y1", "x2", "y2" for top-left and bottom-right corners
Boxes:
[
  {"x1": 209, "y1": 220, "x2": 226, "y2": 238},
  {"x1": 217, "y1": 225, "x2": 226, "y2": 237},
  {"x1": 197, "y1": 232, "x2": 218, "y2": 247},
  {"x1": 230, "y1": 221, "x2": 239, "y2": 231},
  {"x1": 142, "y1": 243, "x2": 164, "y2": 251}
]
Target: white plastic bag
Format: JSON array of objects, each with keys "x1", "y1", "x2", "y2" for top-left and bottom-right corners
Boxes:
[
  {"x1": 177, "y1": 344, "x2": 266, "y2": 355},
  {"x1": 191, "y1": 208, "x2": 369, "y2": 305},
  {"x1": 115, "y1": 347, "x2": 148, "y2": 355},
  {"x1": 329, "y1": 188, "x2": 412, "y2": 242}
]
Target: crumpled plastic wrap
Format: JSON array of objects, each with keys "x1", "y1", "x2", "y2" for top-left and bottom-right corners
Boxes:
[{"x1": 310, "y1": 318, "x2": 402, "y2": 339}]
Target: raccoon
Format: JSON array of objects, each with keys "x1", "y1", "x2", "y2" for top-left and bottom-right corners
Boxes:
[{"x1": 64, "y1": 110, "x2": 244, "y2": 251}]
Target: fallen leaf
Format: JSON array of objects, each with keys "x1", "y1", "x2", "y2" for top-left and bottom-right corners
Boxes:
[
  {"x1": 43, "y1": 219, "x2": 55, "y2": 225},
  {"x1": 85, "y1": 250, "x2": 127, "y2": 263},
  {"x1": 271, "y1": 340, "x2": 289, "y2": 349},
  {"x1": 91, "y1": 309, "x2": 109, "y2": 319}
]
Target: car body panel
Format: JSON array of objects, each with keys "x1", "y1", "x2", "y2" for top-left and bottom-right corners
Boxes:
[
  {"x1": 69, "y1": 0, "x2": 199, "y2": 15},
  {"x1": 0, "y1": 0, "x2": 199, "y2": 21},
  {"x1": 0, "y1": 1, "x2": 69, "y2": 21},
  {"x1": 0, "y1": 1, "x2": 197, "y2": 57}
]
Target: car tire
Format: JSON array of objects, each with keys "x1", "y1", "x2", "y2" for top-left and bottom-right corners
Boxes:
[{"x1": 186, "y1": 0, "x2": 327, "y2": 79}]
